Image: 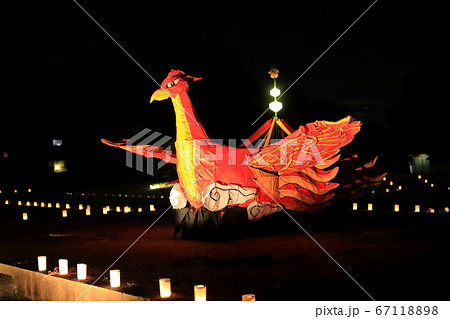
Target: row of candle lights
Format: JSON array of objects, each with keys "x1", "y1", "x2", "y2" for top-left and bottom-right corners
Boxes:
[
  {"x1": 2, "y1": 200, "x2": 157, "y2": 220},
  {"x1": 36, "y1": 256, "x2": 255, "y2": 301},
  {"x1": 0, "y1": 189, "x2": 165, "y2": 199},
  {"x1": 352, "y1": 203, "x2": 449, "y2": 213}
]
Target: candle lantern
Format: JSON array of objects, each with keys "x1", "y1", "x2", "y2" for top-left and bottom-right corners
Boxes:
[
  {"x1": 65, "y1": 204, "x2": 70, "y2": 209},
  {"x1": 22, "y1": 213, "x2": 28, "y2": 220},
  {"x1": 394, "y1": 204, "x2": 399, "y2": 212},
  {"x1": 26, "y1": 201, "x2": 31, "y2": 206},
  {"x1": 62, "y1": 210, "x2": 68, "y2": 217},
  {"x1": 367, "y1": 203, "x2": 373, "y2": 211},
  {"x1": 33, "y1": 202, "x2": 38, "y2": 207},
  {"x1": 79, "y1": 204, "x2": 83, "y2": 210},
  {"x1": 47, "y1": 203, "x2": 52, "y2": 208},
  {"x1": 38, "y1": 256, "x2": 47, "y2": 271},
  {"x1": 149, "y1": 204, "x2": 155, "y2": 211},
  {"x1": 18, "y1": 201, "x2": 22, "y2": 206},
  {"x1": 159, "y1": 278, "x2": 171, "y2": 298},
  {"x1": 103, "y1": 207, "x2": 108, "y2": 215},
  {"x1": 242, "y1": 294, "x2": 256, "y2": 301},
  {"x1": 414, "y1": 205, "x2": 420, "y2": 212},
  {"x1": 56, "y1": 203, "x2": 60, "y2": 208},
  {"x1": 352, "y1": 203, "x2": 357, "y2": 211},
  {"x1": 59, "y1": 259, "x2": 68, "y2": 275},
  {"x1": 77, "y1": 263, "x2": 87, "y2": 280},
  {"x1": 194, "y1": 284, "x2": 207, "y2": 301},
  {"x1": 110, "y1": 270, "x2": 121, "y2": 287},
  {"x1": 41, "y1": 202, "x2": 45, "y2": 207},
  {"x1": 116, "y1": 206, "x2": 121, "y2": 212}
]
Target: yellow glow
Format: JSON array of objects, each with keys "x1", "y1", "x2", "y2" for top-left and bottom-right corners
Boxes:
[
  {"x1": 26, "y1": 201, "x2": 31, "y2": 206},
  {"x1": 47, "y1": 203, "x2": 52, "y2": 208},
  {"x1": 386, "y1": 188, "x2": 389, "y2": 193},
  {"x1": 62, "y1": 210, "x2": 68, "y2": 217},
  {"x1": 194, "y1": 284, "x2": 207, "y2": 301},
  {"x1": 414, "y1": 205, "x2": 420, "y2": 212},
  {"x1": 65, "y1": 204, "x2": 70, "y2": 209},
  {"x1": 149, "y1": 204, "x2": 155, "y2": 211},
  {"x1": 367, "y1": 203, "x2": 373, "y2": 211},
  {"x1": 103, "y1": 207, "x2": 108, "y2": 215},
  {"x1": 79, "y1": 204, "x2": 83, "y2": 210},
  {"x1": 352, "y1": 203, "x2": 357, "y2": 211},
  {"x1": 159, "y1": 278, "x2": 171, "y2": 298},
  {"x1": 394, "y1": 204, "x2": 399, "y2": 212},
  {"x1": 18, "y1": 201, "x2": 22, "y2": 206},
  {"x1": 56, "y1": 203, "x2": 60, "y2": 208},
  {"x1": 22, "y1": 213, "x2": 28, "y2": 220}
]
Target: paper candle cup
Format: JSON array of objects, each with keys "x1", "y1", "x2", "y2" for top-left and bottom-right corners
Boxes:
[
  {"x1": 110, "y1": 270, "x2": 121, "y2": 287},
  {"x1": 194, "y1": 284, "x2": 207, "y2": 301},
  {"x1": 159, "y1": 278, "x2": 171, "y2": 298},
  {"x1": 59, "y1": 259, "x2": 68, "y2": 275},
  {"x1": 77, "y1": 263, "x2": 87, "y2": 280},
  {"x1": 38, "y1": 256, "x2": 47, "y2": 271}
]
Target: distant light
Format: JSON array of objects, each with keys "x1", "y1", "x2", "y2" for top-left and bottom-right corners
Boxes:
[
  {"x1": 62, "y1": 210, "x2": 68, "y2": 217},
  {"x1": 269, "y1": 100, "x2": 283, "y2": 113},
  {"x1": 22, "y1": 213, "x2": 28, "y2": 221},
  {"x1": 367, "y1": 203, "x2": 373, "y2": 211},
  {"x1": 149, "y1": 204, "x2": 156, "y2": 211},
  {"x1": 352, "y1": 203, "x2": 358, "y2": 211},
  {"x1": 270, "y1": 87, "x2": 280, "y2": 97},
  {"x1": 414, "y1": 205, "x2": 420, "y2": 212},
  {"x1": 52, "y1": 139, "x2": 62, "y2": 146},
  {"x1": 394, "y1": 204, "x2": 399, "y2": 212},
  {"x1": 242, "y1": 294, "x2": 256, "y2": 301}
]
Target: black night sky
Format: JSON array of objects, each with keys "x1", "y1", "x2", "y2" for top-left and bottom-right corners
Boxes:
[{"x1": 2, "y1": 0, "x2": 450, "y2": 184}]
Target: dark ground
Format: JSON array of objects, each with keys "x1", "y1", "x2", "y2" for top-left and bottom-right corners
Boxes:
[{"x1": 0, "y1": 177, "x2": 449, "y2": 301}]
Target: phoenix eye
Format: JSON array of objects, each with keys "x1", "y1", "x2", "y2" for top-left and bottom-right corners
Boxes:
[{"x1": 166, "y1": 78, "x2": 180, "y2": 88}]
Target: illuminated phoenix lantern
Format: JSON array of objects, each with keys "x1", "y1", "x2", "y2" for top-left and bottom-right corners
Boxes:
[{"x1": 103, "y1": 70, "x2": 384, "y2": 222}]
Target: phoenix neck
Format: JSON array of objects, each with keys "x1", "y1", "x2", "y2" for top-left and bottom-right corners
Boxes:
[{"x1": 171, "y1": 92, "x2": 209, "y2": 142}]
